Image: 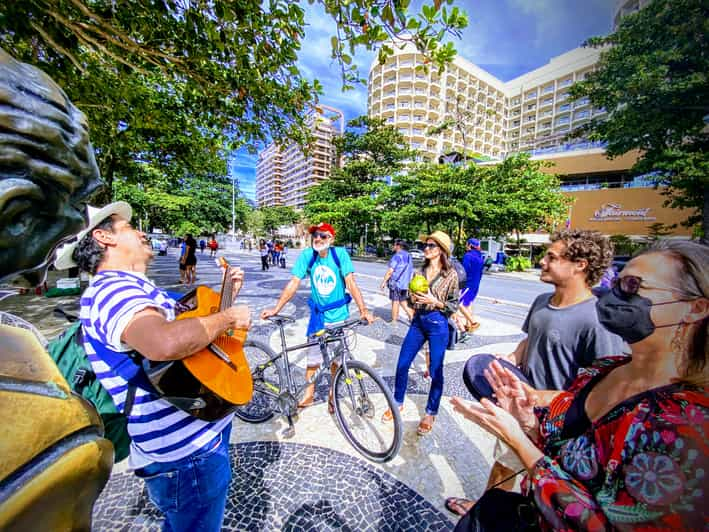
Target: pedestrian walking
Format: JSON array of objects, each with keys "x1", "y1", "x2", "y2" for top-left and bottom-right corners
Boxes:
[
  {"x1": 458, "y1": 238, "x2": 485, "y2": 331},
  {"x1": 199, "y1": 238, "x2": 206, "y2": 254},
  {"x1": 380, "y1": 239, "x2": 414, "y2": 323},
  {"x1": 259, "y1": 240, "x2": 269, "y2": 271}
]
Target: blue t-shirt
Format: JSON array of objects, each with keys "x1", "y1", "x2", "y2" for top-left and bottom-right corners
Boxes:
[
  {"x1": 462, "y1": 249, "x2": 484, "y2": 290},
  {"x1": 292, "y1": 247, "x2": 354, "y2": 324},
  {"x1": 388, "y1": 250, "x2": 413, "y2": 290}
]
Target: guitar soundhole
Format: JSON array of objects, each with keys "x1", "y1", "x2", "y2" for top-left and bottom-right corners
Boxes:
[{"x1": 210, "y1": 306, "x2": 218, "y2": 313}]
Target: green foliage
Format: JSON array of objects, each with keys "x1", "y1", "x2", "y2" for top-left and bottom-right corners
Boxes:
[
  {"x1": 112, "y1": 164, "x2": 247, "y2": 235},
  {"x1": 505, "y1": 256, "x2": 532, "y2": 272},
  {"x1": 176, "y1": 221, "x2": 201, "y2": 238},
  {"x1": 260, "y1": 206, "x2": 301, "y2": 235},
  {"x1": 305, "y1": 116, "x2": 412, "y2": 246},
  {"x1": 569, "y1": 0, "x2": 709, "y2": 241},
  {"x1": 0, "y1": 1, "x2": 468, "y2": 206},
  {"x1": 609, "y1": 234, "x2": 645, "y2": 256}
]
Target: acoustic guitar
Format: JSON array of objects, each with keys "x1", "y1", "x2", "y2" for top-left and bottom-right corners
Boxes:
[{"x1": 142, "y1": 257, "x2": 253, "y2": 421}]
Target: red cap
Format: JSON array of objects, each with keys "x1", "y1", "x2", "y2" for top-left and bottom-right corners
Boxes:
[{"x1": 308, "y1": 222, "x2": 335, "y2": 237}]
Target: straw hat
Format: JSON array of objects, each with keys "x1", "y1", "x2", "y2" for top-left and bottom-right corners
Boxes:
[
  {"x1": 425, "y1": 231, "x2": 452, "y2": 257},
  {"x1": 54, "y1": 201, "x2": 132, "y2": 270}
]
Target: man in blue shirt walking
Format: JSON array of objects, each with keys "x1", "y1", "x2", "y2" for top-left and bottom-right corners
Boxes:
[
  {"x1": 261, "y1": 222, "x2": 374, "y2": 408},
  {"x1": 460, "y1": 238, "x2": 485, "y2": 331}
]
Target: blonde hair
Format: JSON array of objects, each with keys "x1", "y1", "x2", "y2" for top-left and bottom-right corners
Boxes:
[{"x1": 639, "y1": 240, "x2": 708, "y2": 387}]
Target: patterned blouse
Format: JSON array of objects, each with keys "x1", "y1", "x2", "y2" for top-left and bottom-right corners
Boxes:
[
  {"x1": 409, "y1": 266, "x2": 459, "y2": 317},
  {"x1": 523, "y1": 356, "x2": 708, "y2": 531}
]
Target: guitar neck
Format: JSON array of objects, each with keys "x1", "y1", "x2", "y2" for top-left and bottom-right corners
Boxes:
[{"x1": 218, "y1": 259, "x2": 233, "y2": 311}]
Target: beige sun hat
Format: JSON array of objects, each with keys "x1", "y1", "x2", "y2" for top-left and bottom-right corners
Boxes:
[
  {"x1": 425, "y1": 231, "x2": 452, "y2": 257},
  {"x1": 54, "y1": 201, "x2": 132, "y2": 270}
]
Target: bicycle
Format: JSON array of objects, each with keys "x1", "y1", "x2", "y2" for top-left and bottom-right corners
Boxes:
[{"x1": 234, "y1": 315, "x2": 403, "y2": 463}]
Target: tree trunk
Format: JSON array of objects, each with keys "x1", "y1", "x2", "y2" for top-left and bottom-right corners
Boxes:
[{"x1": 702, "y1": 183, "x2": 709, "y2": 246}]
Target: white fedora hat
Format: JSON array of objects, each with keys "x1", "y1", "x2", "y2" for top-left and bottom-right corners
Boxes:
[{"x1": 54, "y1": 201, "x2": 132, "y2": 270}]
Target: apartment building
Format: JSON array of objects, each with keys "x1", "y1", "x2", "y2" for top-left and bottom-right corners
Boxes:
[
  {"x1": 255, "y1": 143, "x2": 283, "y2": 207},
  {"x1": 367, "y1": 42, "x2": 604, "y2": 162},
  {"x1": 256, "y1": 106, "x2": 343, "y2": 209}
]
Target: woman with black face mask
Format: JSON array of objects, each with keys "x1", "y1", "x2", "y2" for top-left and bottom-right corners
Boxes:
[{"x1": 449, "y1": 240, "x2": 708, "y2": 531}]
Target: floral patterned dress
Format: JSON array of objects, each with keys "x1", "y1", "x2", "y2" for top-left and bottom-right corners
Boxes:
[{"x1": 523, "y1": 356, "x2": 708, "y2": 531}]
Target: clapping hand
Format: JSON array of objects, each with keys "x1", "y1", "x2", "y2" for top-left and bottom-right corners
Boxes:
[{"x1": 484, "y1": 360, "x2": 538, "y2": 435}]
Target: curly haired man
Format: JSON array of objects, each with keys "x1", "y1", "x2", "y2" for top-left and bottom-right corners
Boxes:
[{"x1": 444, "y1": 229, "x2": 625, "y2": 517}]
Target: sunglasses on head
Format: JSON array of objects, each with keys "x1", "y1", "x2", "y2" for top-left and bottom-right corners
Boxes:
[
  {"x1": 423, "y1": 242, "x2": 438, "y2": 249},
  {"x1": 312, "y1": 231, "x2": 331, "y2": 239}
]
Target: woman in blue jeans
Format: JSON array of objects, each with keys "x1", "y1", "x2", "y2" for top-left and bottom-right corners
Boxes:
[{"x1": 382, "y1": 231, "x2": 459, "y2": 435}]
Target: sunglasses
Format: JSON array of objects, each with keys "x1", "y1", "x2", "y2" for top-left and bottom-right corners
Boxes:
[
  {"x1": 423, "y1": 242, "x2": 439, "y2": 250},
  {"x1": 613, "y1": 275, "x2": 692, "y2": 298},
  {"x1": 312, "y1": 231, "x2": 331, "y2": 240}
]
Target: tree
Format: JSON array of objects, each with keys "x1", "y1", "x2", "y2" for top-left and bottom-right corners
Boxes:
[
  {"x1": 477, "y1": 154, "x2": 569, "y2": 245},
  {"x1": 305, "y1": 116, "x2": 413, "y2": 248},
  {"x1": 569, "y1": 0, "x2": 709, "y2": 242},
  {"x1": 260, "y1": 206, "x2": 301, "y2": 236},
  {"x1": 1, "y1": 1, "x2": 467, "y2": 202}
]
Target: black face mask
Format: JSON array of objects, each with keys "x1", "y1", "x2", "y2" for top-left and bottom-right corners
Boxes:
[{"x1": 596, "y1": 286, "x2": 686, "y2": 344}]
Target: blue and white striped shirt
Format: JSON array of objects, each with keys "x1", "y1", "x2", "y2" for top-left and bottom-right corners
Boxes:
[{"x1": 80, "y1": 270, "x2": 232, "y2": 469}]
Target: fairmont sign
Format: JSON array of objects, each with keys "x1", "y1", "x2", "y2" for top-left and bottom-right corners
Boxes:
[{"x1": 590, "y1": 203, "x2": 656, "y2": 222}]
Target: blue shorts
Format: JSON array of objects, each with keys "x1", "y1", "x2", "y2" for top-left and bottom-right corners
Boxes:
[{"x1": 459, "y1": 286, "x2": 479, "y2": 306}]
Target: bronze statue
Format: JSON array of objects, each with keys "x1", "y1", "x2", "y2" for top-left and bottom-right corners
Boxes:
[
  {"x1": 0, "y1": 47, "x2": 111, "y2": 531},
  {"x1": 0, "y1": 47, "x2": 102, "y2": 286}
]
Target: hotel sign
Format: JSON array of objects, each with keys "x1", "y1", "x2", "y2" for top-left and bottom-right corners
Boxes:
[{"x1": 590, "y1": 202, "x2": 656, "y2": 222}]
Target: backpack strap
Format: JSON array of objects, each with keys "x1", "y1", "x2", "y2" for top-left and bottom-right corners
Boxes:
[{"x1": 306, "y1": 247, "x2": 345, "y2": 282}]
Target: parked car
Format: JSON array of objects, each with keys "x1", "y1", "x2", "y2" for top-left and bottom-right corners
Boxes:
[
  {"x1": 364, "y1": 244, "x2": 377, "y2": 254},
  {"x1": 409, "y1": 249, "x2": 424, "y2": 260}
]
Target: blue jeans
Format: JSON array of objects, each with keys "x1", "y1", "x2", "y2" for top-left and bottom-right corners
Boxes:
[
  {"x1": 135, "y1": 424, "x2": 232, "y2": 532},
  {"x1": 394, "y1": 310, "x2": 449, "y2": 415}
]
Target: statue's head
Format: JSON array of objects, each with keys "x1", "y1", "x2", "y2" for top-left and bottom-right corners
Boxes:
[{"x1": 0, "y1": 48, "x2": 103, "y2": 285}]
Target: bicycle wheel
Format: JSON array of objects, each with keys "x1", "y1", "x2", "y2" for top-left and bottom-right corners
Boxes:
[
  {"x1": 332, "y1": 360, "x2": 402, "y2": 462},
  {"x1": 234, "y1": 340, "x2": 282, "y2": 423}
]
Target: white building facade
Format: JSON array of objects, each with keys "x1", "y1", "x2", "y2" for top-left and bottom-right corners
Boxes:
[
  {"x1": 367, "y1": 42, "x2": 606, "y2": 162},
  {"x1": 255, "y1": 106, "x2": 344, "y2": 209}
]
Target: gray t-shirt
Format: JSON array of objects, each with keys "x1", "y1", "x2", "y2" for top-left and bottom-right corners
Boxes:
[{"x1": 521, "y1": 292, "x2": 625, "y2": 390}]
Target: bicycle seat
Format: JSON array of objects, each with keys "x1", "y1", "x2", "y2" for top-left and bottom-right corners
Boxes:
[{"x1": 265, "y1": 314, "x2": 296, "y2": 325}]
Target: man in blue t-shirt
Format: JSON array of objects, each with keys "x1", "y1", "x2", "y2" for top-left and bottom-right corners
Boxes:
[
  {"x1": 261, "y1": 222, "x2": 374, "y2": 408},
  {"x1": 459, "y1": 238, "x2": 485, "y2": 331},
  {"x1": 380, "y1": 239, "x2": 413, "y2": 323}
]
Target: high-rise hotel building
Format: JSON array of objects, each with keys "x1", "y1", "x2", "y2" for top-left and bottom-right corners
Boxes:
[
  {"x1": 256, "y1": 106, "x2": 344, "y2": 209},
  {"x1": 367, "y1": 23, "x2": 692, "y2": 238},
  {"x1": 367, "y1": 42, "x2": 604, "y2": 162}
]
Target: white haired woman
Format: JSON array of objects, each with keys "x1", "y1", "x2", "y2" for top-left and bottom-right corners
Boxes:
[{"x1": 451, "y1": 240, "x2": 708, "y2": 531}]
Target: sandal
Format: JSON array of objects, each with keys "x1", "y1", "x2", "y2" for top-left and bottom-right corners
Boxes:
[
  {"x1": 328, "y1": 397, "x2": 335, "y2": 415},
  {"x1": 381, "y1": 405, "x2": 403, "y2": 422},
  {"x1": 297, "y1": 398, "x2": 315, "y2": 409},
  {"x1": 417, "y1": 415, "x2": 435, "y2": 435},
  {"x1": 466, "y1": 322, "x2": 481, "y2": 332},
  {"x1": 444, "y1": 497, "x2": 475, "y2": 516}
]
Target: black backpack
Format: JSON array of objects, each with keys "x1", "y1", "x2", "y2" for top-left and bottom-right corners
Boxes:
[{"x1": 450, "y1": 256, "x2": 467, "y2": 289}]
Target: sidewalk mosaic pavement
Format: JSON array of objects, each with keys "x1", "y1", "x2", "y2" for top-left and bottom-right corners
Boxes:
[{"x1": 0, "y1": 248, "x2": 528, "y2": 531}]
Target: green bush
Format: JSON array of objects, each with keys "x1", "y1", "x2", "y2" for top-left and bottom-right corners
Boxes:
[
  {"x1": 506, "y1": 256, "x2": 532, "y2": 272},
  {"x1": 376, "y1": 245, "x2": 385, "y2": 257}
]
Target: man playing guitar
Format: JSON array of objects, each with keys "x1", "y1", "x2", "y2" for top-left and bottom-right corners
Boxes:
[{"x1": 58, "y1": 201, "x2": 250, "y2": 532}]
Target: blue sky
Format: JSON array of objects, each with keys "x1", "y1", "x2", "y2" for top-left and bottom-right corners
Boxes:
[{"x1": 234, "y1": 0, "x2": 616, "y2": 201}]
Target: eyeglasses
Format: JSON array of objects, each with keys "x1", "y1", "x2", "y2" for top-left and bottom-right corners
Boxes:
[
  {"x1": 613, "y1": 275, "x2": 692, "y2": 297},
  {"x1": 312, "y1": 232, "x2": 331, "y2": 240},
  {"x1": 423, "y1": 242, "x2": 438, "y2": 250}
]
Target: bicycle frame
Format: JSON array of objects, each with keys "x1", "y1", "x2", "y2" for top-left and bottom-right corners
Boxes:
[{"x1": 273, "y1": 323, "x2": 351, "y2": 403}]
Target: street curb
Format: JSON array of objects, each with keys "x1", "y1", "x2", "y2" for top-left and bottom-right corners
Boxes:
[{"x1": 476, "y1": 295, "x2": 530, "y2": 309}]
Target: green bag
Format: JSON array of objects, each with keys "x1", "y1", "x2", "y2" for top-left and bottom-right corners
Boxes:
[{"x1": 47, "y1": 321, "x2": 131, "y2": 462}]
